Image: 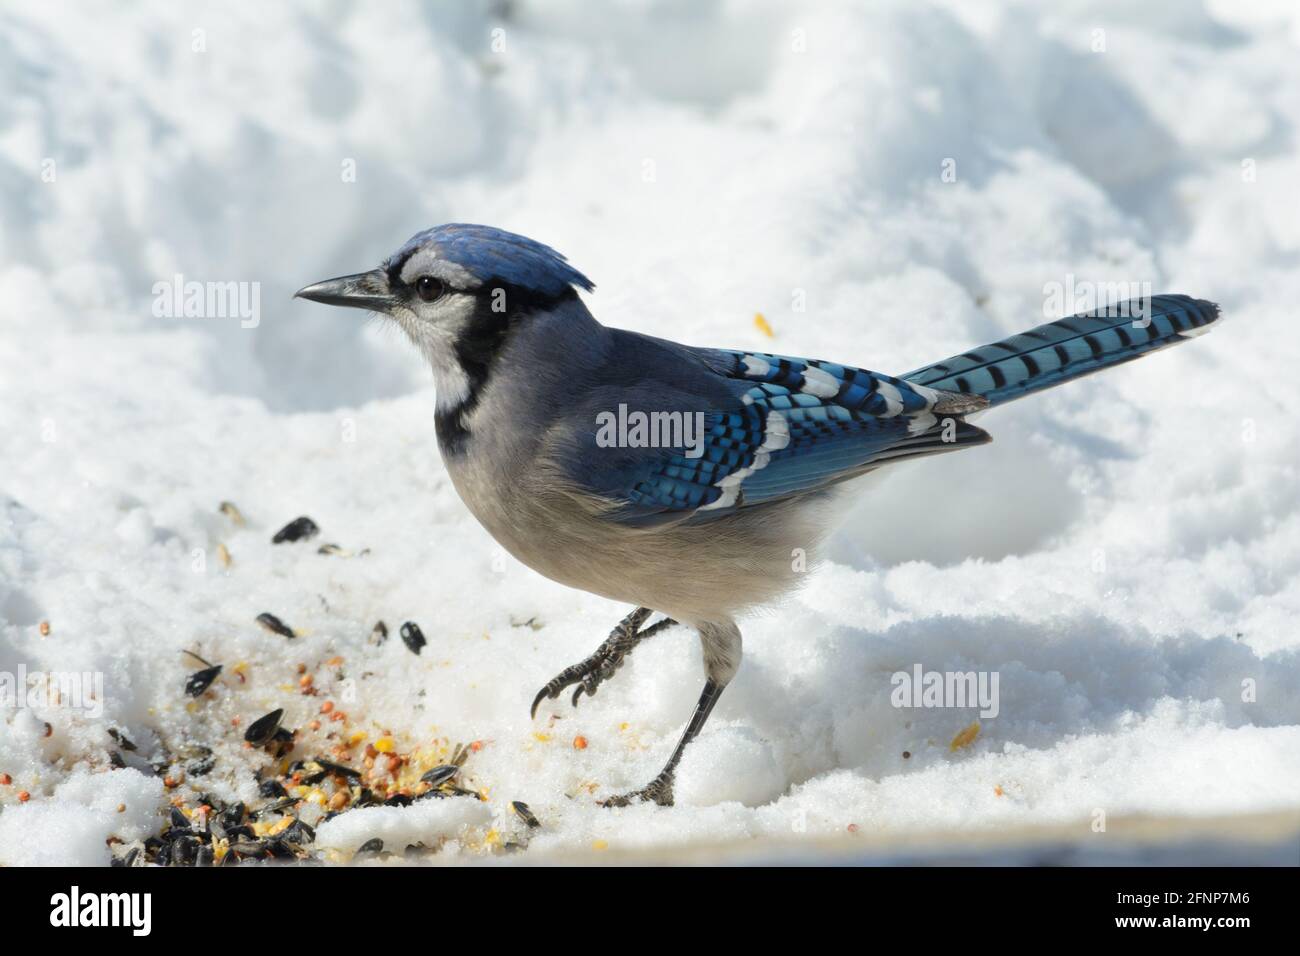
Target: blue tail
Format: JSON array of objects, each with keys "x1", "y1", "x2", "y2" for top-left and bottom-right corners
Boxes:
[{"x1": 904, "y1": 294, "x2": 1221, "y2": 407}]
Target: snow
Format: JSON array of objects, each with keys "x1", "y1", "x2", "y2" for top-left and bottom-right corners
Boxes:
[
  {"x1": 2, "y1": 0, "x2": 1299, "y2": 864},
  {"x1": 314, "y1": 798, "x2": 492, "y2": 857}
]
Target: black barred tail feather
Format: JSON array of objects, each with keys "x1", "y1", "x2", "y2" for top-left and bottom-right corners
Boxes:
[{"x1": 904, "y1": 294, "x2": 1221, "y2": 407}]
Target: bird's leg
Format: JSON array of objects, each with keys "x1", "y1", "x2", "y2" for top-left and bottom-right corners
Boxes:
[
  {"x1": 602, "y1": 620, "x2": 741, "y2": 808},
  {"x1": 530, "y1": 607, "x2": 676, "y2": 717}
]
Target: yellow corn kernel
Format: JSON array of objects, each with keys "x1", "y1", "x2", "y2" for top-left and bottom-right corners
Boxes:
[{"x1": 950, "y1": 721, "x2": 981, "y2": 752}]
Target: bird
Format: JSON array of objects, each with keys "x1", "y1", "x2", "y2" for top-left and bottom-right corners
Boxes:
[{"x1": 297, "y1": 223, "x2": 1221, "y2": 806}]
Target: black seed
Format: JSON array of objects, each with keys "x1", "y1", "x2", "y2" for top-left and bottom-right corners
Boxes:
[
  {"x1": 244, "y1": 708, "x2": 284, "y2": 746},
  {"x1": 264, "y1": 838, "x2": 297, "y2": 859},
  {"x1": 185, "y1": 664, "x2": 223, "y2": 697},
  {"x1": 312, "y1": 758, "x2": 361, "y2": 780},
  {"x1": 272, "y1": 516, "x2": 320, "y2": 544},
  {"x1": 420, "y1": 765, "x2": 459, "y2": 788},
  {"x1": 400, "y1": 621, "x2": 426, "y2": 655},
  {"x1": 370, "y1": 620, "x2": 389, "y2": 644},
  {"x1": 187, "y1": 754, "x2": 216, "y2": 777},
  {"x1": 196, "y1": 845, "x2": 214, "y2": 867},
  {"x1": 283, "y1": 820, "x2": 315, "y2": 845},
  {"x1": 255, "y1": 612, "x2": 295, "y2": 639},
  {"x1": 225, "y1": 824, "x2": 255, "y2": 841},
  {"x1": 221, "y1": 802, "x2": 247, "y2": 828},
  {"x1": 384, "y1": 793, "x2": 414, "y2": 807},
  {"x1": 170, "y1": 835, "x2": 198, "y2": 866},
  {"x1": 357, "y1": 838, "x2": 384, "y2": 855},
  {"x1": 258, "y1": 778, "x2": 288, "y2": 799},
  {"x1": 169, "y1": 806, "x2": 190, "y2": 830},
  {"x1": 109, "y1": 750, "x2": 126, "y2": 769},
  {"x1": 317, "y1": 543, "x2": 345, "y2": 555},
  {"x1": 124, "y1": 846, "x2": 141, "y2": 868},
  {"x1": 108, "y1": 728, "x2": 138, "y2": 752},
  {"x1": 511, "y1": 801, "x2": 541, "y2": 829},
  {"x1": 250, "y1": 797, "x2": 296, "y2": 819}
]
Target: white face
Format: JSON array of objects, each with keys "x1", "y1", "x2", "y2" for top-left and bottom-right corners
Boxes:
[{"x1": 388, "y1": 248, "x2": 485, "y2": 410}]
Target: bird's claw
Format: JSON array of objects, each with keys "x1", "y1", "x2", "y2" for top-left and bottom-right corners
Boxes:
[
  {"x1": 530, "y1": 647, "x2": 625, "y2": 718},
  {"x1": 599, "y1": 772, "x2": 674, "y2": 808}
]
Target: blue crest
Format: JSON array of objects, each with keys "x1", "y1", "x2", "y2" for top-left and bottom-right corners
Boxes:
[{"x1": 389, "y1": 223, "x2": 594, "y2": 297}]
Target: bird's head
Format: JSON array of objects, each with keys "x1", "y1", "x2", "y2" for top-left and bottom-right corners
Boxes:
[{"x1": 296, "y1": 223, "x2": 594, "y2": 408}]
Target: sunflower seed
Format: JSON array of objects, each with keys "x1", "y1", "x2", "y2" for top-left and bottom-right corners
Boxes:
[
  {"x1": 400, "y1": 621, "x2": 426, "y2": 655},
  {"x1": 187, "y1": 753, "x2": 216, "y2": 777},
  {"x1": 185, "y1": 664, "x2": 223, "y2": 697},
  {"x1": 256, "y1": 612, "x2": 295, "y2": 639},
  {"x1": 258, "y1": 779, "x2": 288, "y2": 799},
  {"x1": 420, "y1": 764, "x2": 459, "y2": 788},
  {"x1": 244, "y1": 708, "x2": 284, "y2": 746},
  {"x1": 272, "y1": 516, "x2": 319, "y2": 544},
  {"x1": 511, "y1": 801, "x2": 541, "y2": 829}
]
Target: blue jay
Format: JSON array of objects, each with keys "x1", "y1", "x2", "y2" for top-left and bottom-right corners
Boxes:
[{"x1": 298, "y1": 224, "x2": 1220, "y2": 806}]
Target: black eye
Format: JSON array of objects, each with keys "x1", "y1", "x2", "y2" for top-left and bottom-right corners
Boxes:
[{"x1": 416, "y1": 275, "x2": 445, "y2": 302}]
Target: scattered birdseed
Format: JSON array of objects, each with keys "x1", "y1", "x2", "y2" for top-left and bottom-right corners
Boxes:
[
  {"x1": 573, "y1": 735, "x2": 588, "y2": 750},
  {"x1": 272, "y1": 515, "x2": 320, "y2": 543},
  {"x1": 316, "y1": 543, "x2": 348, "y2": 556},
  {"x1": 185, "y1": 664, "x2": 223, "y2": 697},
  {"x1": 256, "y1": 612, "x2": 295, "y2": 639},
  {"x1": 369, "y1": 621, "x2": 389, "y2": 645},
  {"x1": 258, "y1": 779, "x2": 288, "y2": 799},
  {"x1": 108, "y1": 728, "x2": 138, "y2": 752},
  {"x1": 244, "y1": 708, "x2": 285, "y2": 746},
  {"x1": 356, "y1": 838, "x2": 384, "y2": 856},
  {"x1": 511, "y1": 801, "x2": 541, "y2": 829},
  {"x1": 38, "y1": 620, "x2": 50, "y2": 636},
  {"x1": 400, "y1": 621, "x2": 426, "y2": 655},
  {"x1": 217, "y1": 543, "x2": 232, "y2": 567},
  {"x1": 218, "y1": 501, "x2": 246, "y2": 526},
  {"x1": 949, "y1": 721, "x2": 981, "y2": 752},
  {"x1": 18, "y1": 791, "x2": 30, "y2": 802},
  {"x1": 0, "y1": 774, "x2": 10, "y2": 785},
  {"x1": 419, "y1": 765, "x2": 459, "y2": 788}
]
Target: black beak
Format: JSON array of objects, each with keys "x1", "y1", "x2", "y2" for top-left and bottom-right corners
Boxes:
[{"x1": 294, "y1": 268, "x2": 395, "y2": 312}]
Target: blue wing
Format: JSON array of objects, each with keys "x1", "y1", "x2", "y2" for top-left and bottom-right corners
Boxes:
[{"x1": 601, "y1": 349, "x2": 989, "y2": 526}]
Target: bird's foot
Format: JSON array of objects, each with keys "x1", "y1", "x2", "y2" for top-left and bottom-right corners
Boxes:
[
  {"x1": 530, "y1": 612, "x2": 675, "y2": 718},
  {"x1": 599, "y1": 772, "x2": 674, "y2": 808},
  {"x1": 530, "y1": 643, "x2": 628, "y2": 717}
]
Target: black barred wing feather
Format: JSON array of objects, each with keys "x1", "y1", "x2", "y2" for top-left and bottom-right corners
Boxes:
[{"x1": 611, "y1": 350, "x2": 989, "y2": 525}]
